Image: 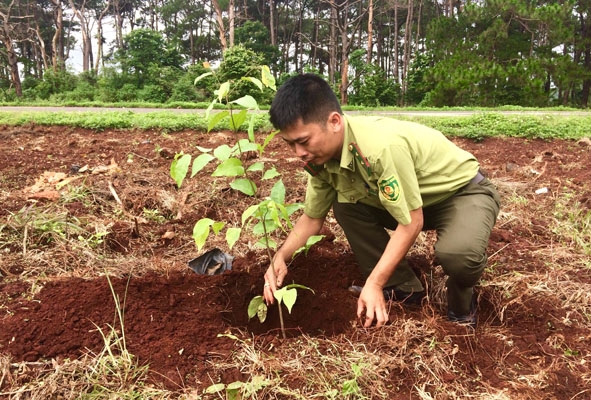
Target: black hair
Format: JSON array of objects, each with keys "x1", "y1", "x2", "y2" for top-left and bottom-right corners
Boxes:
[{"x1": 269, "y1": 73, "x2": 342, "y2": 130}]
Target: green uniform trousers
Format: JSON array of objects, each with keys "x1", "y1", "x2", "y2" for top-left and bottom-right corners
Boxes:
[{"x1": 332, "y1": 178, "x2": 501, "y2": 316}]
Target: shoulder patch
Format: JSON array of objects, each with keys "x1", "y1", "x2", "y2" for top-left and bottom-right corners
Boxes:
[{"x1": 379, "y1": 176, "x2": 401, "y2": 202}]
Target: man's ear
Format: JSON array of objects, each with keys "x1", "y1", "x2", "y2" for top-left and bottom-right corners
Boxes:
[{"x1": 327, "y1": 112, "x2": 343, "y2": 133}]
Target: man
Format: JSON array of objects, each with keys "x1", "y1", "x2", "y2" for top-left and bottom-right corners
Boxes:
[{"x1": 262, "y1": 74, "x2": 501, "y2": 328}]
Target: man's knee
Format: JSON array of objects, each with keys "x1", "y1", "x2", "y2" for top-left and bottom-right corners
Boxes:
[{"x1": 435, "y1": 248, "x2": 487, "y2": 287}]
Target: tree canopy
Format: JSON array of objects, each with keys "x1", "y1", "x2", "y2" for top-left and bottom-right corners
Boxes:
[{"x1": 0, "y1": 0, "x2": 589, "y2": 107}]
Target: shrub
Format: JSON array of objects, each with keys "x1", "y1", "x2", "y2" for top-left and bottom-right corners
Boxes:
[
  {"x1": 137, "y1": 84, "x2": 167, "y2": 103},
  {"x1": 348, "y1": 49, "x2": 400, "y2": 107},
  {"x1": 217, "y1": 45, "x2": 273, "y2": 104},
  {"x1": 63, "y1": 81, "x2": 96, "y2": 102},
  {"x1": 117, "y1": 83, "x2": 139, "y2": 102}
]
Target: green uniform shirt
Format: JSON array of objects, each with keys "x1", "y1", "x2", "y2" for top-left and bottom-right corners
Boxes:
[{"x1": 304, "y1": 115, "x2": 480, "y2": 225}]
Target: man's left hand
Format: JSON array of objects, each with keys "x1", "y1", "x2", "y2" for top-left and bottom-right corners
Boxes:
[{"x1": 357, "y1": 283, "x2": 389, "y2": 328}]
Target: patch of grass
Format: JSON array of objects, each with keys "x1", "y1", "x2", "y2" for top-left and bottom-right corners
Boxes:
[
  {"x1": 142, "y1": 208, "x2": 166, "y2": 224},
  {"x1": 0, "y1": 204, "x2": 84, "y2": 253},
  {"x1": 1, "y1": 109, "x2": 590, "y2": 138},
  {"x1": 550, "y1": 191, "x2": 591, "y2": 255},
  {"x1": 0, "y1": 110, "x2": 272, "y2": 132},
  {"x1": 408, "y1": 113, "x2": 591, "y2": 140}
]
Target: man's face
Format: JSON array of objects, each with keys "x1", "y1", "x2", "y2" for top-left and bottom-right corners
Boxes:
[{"x1": 279, "y1": 112, "x2": 343, "y2": 166}]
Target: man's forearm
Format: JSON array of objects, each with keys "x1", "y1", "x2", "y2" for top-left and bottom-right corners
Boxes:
[{"x1": 275, "y1": 213, "x2": 325, "y2": 263}]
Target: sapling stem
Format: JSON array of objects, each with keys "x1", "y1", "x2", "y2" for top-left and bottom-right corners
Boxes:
[{"x1": 262, "y1": 209, "x2": 287, "y2": 339}]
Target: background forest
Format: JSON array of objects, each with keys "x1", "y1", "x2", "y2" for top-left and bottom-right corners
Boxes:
[{"x1": 1, "y1": 0, "x2": 590, "y2": 108}]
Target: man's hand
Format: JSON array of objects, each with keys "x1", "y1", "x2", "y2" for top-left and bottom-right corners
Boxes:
[
  {"x1": 357, "y1": 282, "x2": 389, "y2": 328},
  {"x1": 263, "y1": 256, "x2": 288, "y2": 305}
]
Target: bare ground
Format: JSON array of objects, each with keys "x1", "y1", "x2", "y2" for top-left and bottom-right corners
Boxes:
[{"x1": 1, "y1": 124, "x2": 590, "y2": 398}]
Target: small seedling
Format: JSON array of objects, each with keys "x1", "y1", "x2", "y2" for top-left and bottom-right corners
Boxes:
[{"x1": 248, "y1": 283, "x2": 314, "y2": 339}]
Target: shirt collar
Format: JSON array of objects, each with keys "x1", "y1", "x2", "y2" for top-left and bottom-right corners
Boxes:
[{"x1": 325, "y1": 114, "x2": 355, "y2": 173}]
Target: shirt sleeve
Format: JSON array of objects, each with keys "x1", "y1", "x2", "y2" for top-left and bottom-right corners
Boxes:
[
  {"x1": 303, "y1": 175, "x2": 337, "y2": 219},
  {"x1": 374, "y1": 145, "x2": 423, "y2": 225}
]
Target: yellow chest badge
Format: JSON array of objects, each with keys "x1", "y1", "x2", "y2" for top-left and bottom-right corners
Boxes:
[{"x1": 379, "y1": 176, "x2": 401, "y2": 202}]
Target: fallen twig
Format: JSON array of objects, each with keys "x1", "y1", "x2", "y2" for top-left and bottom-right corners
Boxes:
[{"x1": 108, "y1": 180, "x2": 123, "y2": 207}]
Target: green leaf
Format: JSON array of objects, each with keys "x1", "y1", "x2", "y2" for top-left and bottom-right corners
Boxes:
[
  {"x1": 286, "y1": 203, "x2": 304, "y2": 215},
  {"x1": 247, "y1": 162, "x2": 264, "y2": 172},
  {"x1": 284, "y1": 283, "x2": 314, "y2": 293},
  {"x1": 226, "y1": 227, "x2": 241, "y2": 249},
  {"x1": 235, "y1": 138, "x2": 258, "y2": 153},
  {"x1": 261, "y1": 65, "x2": 276, "y2": 90},
  {"x1": 192, "y1": 218, "x2": 214, "y2": 251},
  {"x1": 242, "y1": 78, "x2": 263, "y2": 92},
  {"x1": 207, "y1": 110, "x2": 229, "y2": 132},
  {"x1": 248, "y1": 296, "x2": 262, "y2": 319},
  {"x1": 229, "y1": 109, "x2": 248, "y2": 132},
  {"x1": 252, "y1": 218, "x2": 279, "y2": 235},
  {"x1": 194, "y1": 71, "x2": 213, "y2": 85},
  {"x1": 277, "y1": 283, "x2": 315, "y2": 310},
  {"x1": 241, "y1": 203, "x2": 261, "y2": 225},
  {"x1": 204, "y1": 383, "x2": 226, "y2": 394},
  {"x1": 195, "y1": 145, "x2": 212, "y2": 153},
  {"x1": 257, "y1": 302, "x2": 268, "y2": 322},
  {"x1": 261, "y1": 130, "x2": 278, "y2": 152},
  {"x1": 281, "y1": 287, "x2": 297, "y2": 313},
  {"x1": 255, "y1": 236, "x2": 277, "y2": 250},
  {"x1": 212, "y1": 221, "x2": 225, "y2": 234},
  {"x1": 231, "y1": 178, "x2": 257, "y2": 196},
  {"x1": 226, "y1": 381, "x2": 244, "y2": 391},
  {"x1": 212, "y1": 158, "x2": 245, "y2": 177},
  {"x1": 270, "y1": 179, "x2": 286, "y2": 203},
  {"x1": 227, "y1": 382, "x2": 242, "y2": 400},
  {"x1": 191, "y1": 153, "x2": 215, "y2": 177},
  {"x1": 216, "y1": 81, "x2": 230, "y2": 102},
  {"x1": 262, "y1": 167, "x2": 280, "y2": 180},
  {"x1": 205, "y1": 99, "x2": 216, "y2": 119},
  {"x1": 274, "y1": 202, "x2": 291, "y2": 230},
  {"x1": 266, "y1": 201, "x2": 282, "y2": 229},
  {"x1": 293, "y1": 235, "x2": 325, "y2": 257},
  {"x1": 248, "y1": 296, "x2": 267, "y2": 322},
  {"x1": 231, "y1": 94, "x2": 259, "y2": 109},
  {"x1": 213, "y1": 144, "x2": 232, "y2": 161},
  {"x1": 170, "y1": 153, "x2": 191, "y2": 188}
]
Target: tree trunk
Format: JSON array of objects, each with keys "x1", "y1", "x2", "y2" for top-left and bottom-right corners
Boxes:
[
  {"x1": 328, "y1": 2, "x2": 337, "y2": 84},
  {"x1": 393, "y1": 0, "x2": 399, "y2": 83},
  {"x1": 51, "y1": 0, "x2": 65, "y2": 71},
  {"x1": 415, "y1": 0, "x2": 422, "y2": 50},
  {"x1": 94, "y1": 1, "x2": 110, "y2": 72},
  {"x1": 34, "y1": 20, "x2": 49, "y2": 73},
  {"x1": 0, "y1": 1, "x2": 22, "y2": 96},
  {"x1": 113, "y1": 0, "x2": 124, "y2": 49},
  {"x1": 367, "y1": 0, "x2": 373, "y2": 63},
  {"x1": 312, "y1": 2, "x2": 319, "y2": 69},
  {"x1": 298, "y1": 1, "x2": 304, "y2": 70},
  {"x1": 581, "y1": 11, "x2": 591, "y2": 108},
  {"x1": 228, "y1": 0, "x2": 235, "y2": 47},
  {"x1": 402, "y1": 0, "x2": 414, "y2": 96},
  {"x1": 269, "y1": 0, "x2": 276, "y2": 46},
  {"x1": 211, "y1": 0, "x2": 227, "y2": 51},
  {"x1": 68, "y1": 0, "x2": 92, "y2": 72}
]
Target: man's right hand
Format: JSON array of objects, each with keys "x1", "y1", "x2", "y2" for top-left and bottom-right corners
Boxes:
[{"x1": 263, "y1": 256, "x2": 288, "y2": 305}]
